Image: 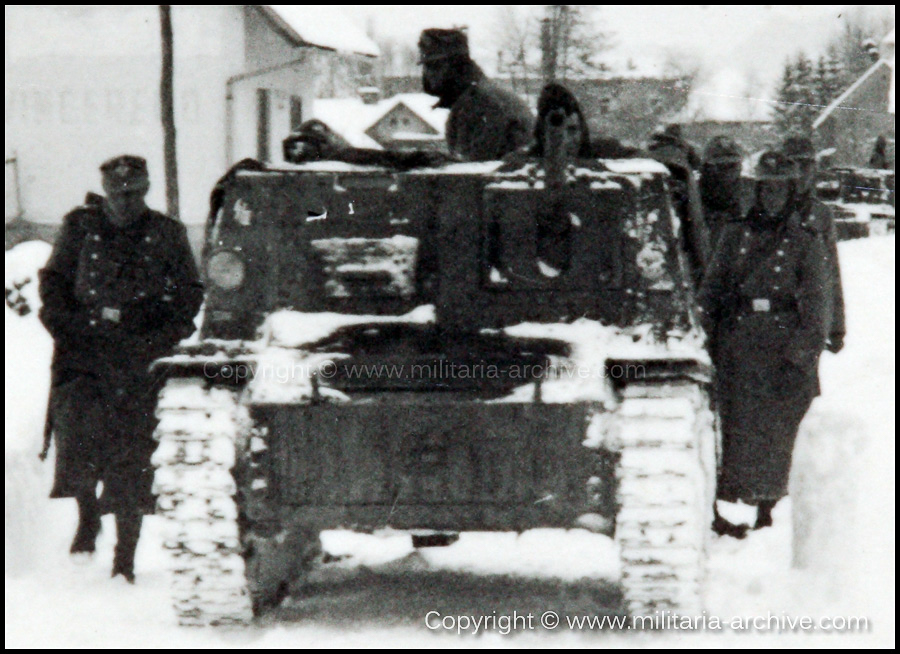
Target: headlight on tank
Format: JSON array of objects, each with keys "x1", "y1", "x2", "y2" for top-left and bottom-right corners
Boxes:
[{"x1": 207, "y1": 250, "x2": 246, "y2": 290}]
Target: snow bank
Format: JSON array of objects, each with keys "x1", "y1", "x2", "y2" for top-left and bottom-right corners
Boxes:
[{"x1": 5, "y1": 241, "x2": 55, "y2": 576}]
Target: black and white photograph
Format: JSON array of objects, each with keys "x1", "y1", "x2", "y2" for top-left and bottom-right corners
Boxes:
[{"x1": 5, "y1": 5, "x2": 895, "y2": 647}]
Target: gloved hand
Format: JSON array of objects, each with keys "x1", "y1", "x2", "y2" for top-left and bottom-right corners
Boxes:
[{"x1": 825, "y1": 334, "x2": 844, "y2": 354}]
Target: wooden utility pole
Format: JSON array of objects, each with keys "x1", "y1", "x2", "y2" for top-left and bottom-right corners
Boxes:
[{"x1": 159, "y1": 5, "x2": 179, "y2": 219}]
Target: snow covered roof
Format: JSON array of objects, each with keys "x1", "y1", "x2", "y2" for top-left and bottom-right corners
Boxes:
[
  {"x1": 313, "y1": 93, "x2": 449, "y2": 150},
  {"x1": 261, "y1": 6, "x2": 380, "y2": 58},
  {"x1": 312, "y1": 98, "x2": 385, "y2": 150},
  {"x1": 813, "y1": 58, "x2": 894, "y2": 128},
  {"x1": 370, "y1": 94, "x2": 450, "y2": 135}
]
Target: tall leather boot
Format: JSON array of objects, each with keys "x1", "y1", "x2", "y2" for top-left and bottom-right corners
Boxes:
[
  {"x1": 754, "y1": 500, "x2": 777, "y2": 530},
  {"x1": 111, "y1": 511, "x2": 142, "y2": 583},
  {"x1": 712, "y1": 504, "x2": 749, "y2": 539},
  {"x1": 70, "y1": 491, "x2": 101, "y2": 555}
]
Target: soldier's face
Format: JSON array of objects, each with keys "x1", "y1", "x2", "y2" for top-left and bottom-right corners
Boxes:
[
  {"x1": 560, "y1": 113, "x2": 583, "y2": 158},
  {"x1": 422, "y1": 59, "x2": 451, "y2": 96},
  {"x1": 758, "y1": 180, "x2": 790, "y2": 216},
  {"x1": 791, "y1": 158, "x2": 816, "y2": 193},
  {"x1": 104, "y1": 187, "x2": 149, "y2": 226}
]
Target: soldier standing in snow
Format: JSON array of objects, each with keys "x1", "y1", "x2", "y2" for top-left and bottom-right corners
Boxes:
[
  {"x1": 418, "y1": 28, "x2": 534, "y2": 161},
  {"x1": 699, "y1": 151, "x2": 829, "y2": 536},
  {"x1": 39, "y1": 156, "x2": 203, "y2": 582},
  {"x1": 699, "y1": 136, "x2": 745, "y2": 249},
  {"x1": 782, "y1": 135, "x2": 846, "y2": 354}
]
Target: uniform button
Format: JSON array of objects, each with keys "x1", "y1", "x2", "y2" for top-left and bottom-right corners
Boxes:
[
  {"x1": 92, "y1": 234, "x2": 101, "y2": 242},
  {"x1": 773, "y1": 285, "x2": 780, "y2": 291},
  {"x1": 777, "y1": 250, "x2": 785, "y2": 256},
  {"x1": 91, "y1": 253, "x2": 98, "y2": 260},
  {"x1": 144, "y1": 236, "x2": 152, "y2": 243},
  {"x1": 137, "y1": 291, "x2": 147, "y2": 298},
  {"x1": 739, "y1": 248, "x2": 748, "y2": 254},
  {"x1": 144, "y1": 256, "x2": 151, "y2": 262},
  {"x1": 89, "y1": 289, "x2": 97, "y2": 295},
  {"x1": 774, "y1": 266, "x2": 782, "y2": 272},
  {"x1": 89, "y1": 271, "x2": 97, "y2": 278},
  {"x1": 89, "y1": 319, "x2": 98, "y2": 327}
]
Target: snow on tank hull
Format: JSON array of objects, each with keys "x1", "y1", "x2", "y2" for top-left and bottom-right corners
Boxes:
[{"x1": 152, "y1": 157, "x2": 717, "y2": 625}]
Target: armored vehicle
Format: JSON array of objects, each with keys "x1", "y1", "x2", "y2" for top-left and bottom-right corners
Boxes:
[
  {"x1": 817, "y1": 167, "x2": 895, "y2": 238},
  {"x1": 151, "y1": 149, "x2": 716, "y2": 626}
]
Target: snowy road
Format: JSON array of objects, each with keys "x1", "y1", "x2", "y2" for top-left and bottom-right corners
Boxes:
[{"x1": 5, "y1": 237, "x2": 895, "y2": 647}]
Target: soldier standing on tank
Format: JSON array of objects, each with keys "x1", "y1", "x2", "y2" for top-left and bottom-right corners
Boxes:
[
  {"x1": 418, "y1": 28, "x2": 534, "y2": 161},
  {"x1": 782, "y1": 135, "x2": 846, "y2": 354},
  {"x1": 39, "y1": 155, "x2": 203, "y2": 582},
  {"x1": 700, "y1": 136, "x2": 745, "y2": 249},
  {"x1": 699, "y1": 151, "x2": 829, "y2": 537}
]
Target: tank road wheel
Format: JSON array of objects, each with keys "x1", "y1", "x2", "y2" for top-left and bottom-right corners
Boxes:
[
  {"x1": 614, "y1": 380, "x2": 717, "y2": 616},
  {"x1": 152, "y1": 378, "x2": 253, "y2": 626}
]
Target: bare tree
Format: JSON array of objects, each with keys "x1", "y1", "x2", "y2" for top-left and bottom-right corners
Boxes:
[
  {"x1": 494, "y1": 5, "x2": 613, "y2": 89},
  {"x1": 541, "y1": 5, "x2": 612, "y2": 83},
  {"x1": 159, "y1": 5, "x2": 179, "y2": 220}
]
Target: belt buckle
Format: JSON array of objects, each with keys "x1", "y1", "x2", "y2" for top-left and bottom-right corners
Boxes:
[
  {"x1": 101, "y1": 307, "x2": 122, "y2": 323},
  {"x1": 752, "y1": 298, "x2": 771, "y2": 312}
]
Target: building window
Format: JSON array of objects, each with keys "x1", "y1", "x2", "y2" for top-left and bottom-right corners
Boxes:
[
  {"x1": 598, "y1": 97, "x2": 612, "y2": 115},
  {"x1": 290, "y1": 96, "x2": 303, "y2": 132},
  {"x1": 257, "y1": 89, "x2": 270, "y2": 161}
]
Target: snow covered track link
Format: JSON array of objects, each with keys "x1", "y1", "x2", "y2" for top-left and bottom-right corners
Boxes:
[
  {"x1": 152, "y1": 378, "x2": 253, "y2": 627},
  {"x1": 614, "y1": 381, "x2": 716, "y2": 616}
]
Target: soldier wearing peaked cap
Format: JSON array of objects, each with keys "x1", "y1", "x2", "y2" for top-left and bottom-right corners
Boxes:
[
  {"x1": 39, "y1": 155, "x2": 203, "y2": 582},
  {"x1": 699, "y1": 150, "x2": 829, "y2": 537},
  {"x1": 782, "y1": 134, "x2": 846, "y2": 355},
  {"x1": 418, "y1": 27, "x2": 534, "y2": 161},
  {"x1": 700, "y1": 136, "x2": 745, "y2": 248}
]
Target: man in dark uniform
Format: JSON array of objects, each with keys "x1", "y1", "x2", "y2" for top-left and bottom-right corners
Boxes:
[
  {"x1": 39, "y1": 155, "x2": 203, "y2": 582},
  {"x1": 699, "y1": 135, "x2": 744, "y2": 249},
  {"x1": 699, "y1": 151, "x2": 829, "y2": 536},
  {"x1": 782, "y1": 135, "x2": 845, "y2": 354},
  {"x1": 418, "y1": 28, "x2": 534, "y2": 161},
  {"x1": 647, "y1": 125, "x2": 711, "y2": 284}
]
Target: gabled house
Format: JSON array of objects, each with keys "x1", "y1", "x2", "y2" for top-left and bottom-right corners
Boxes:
[
  {"x1": 314, "y1": 92, "x2": 449, "y2": 152},
  {"x1": 814, "y1": 29, "x2": 895, "y2": 169}
]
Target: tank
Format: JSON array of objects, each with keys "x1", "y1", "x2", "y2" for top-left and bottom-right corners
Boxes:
[{"x1": 150, "y1": 149, "x2": 716, "y2": 626}]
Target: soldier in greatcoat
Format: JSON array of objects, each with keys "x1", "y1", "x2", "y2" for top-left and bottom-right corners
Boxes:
[
  {"x1": 700, "y1": 135, "x2": 745, "y2": 249},
  {"x1": 418, "y1": 28, "x2": 534, "y2": 161},
  {"x1": 781, "y1": 135, "x2": 846, "y2": 354},
  {"x1": 39, "y1": 156, "x2": 203, "y2": 581},
  {"x1": 698, "y1": 151, "x2": 829, "y2": 535}
]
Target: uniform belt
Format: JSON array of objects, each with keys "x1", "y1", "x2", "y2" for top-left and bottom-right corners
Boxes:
[{"x1": 738, "y1": 297, "x2": 796, "y2": 313}]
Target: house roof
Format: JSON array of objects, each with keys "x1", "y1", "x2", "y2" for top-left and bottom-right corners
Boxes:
[
  {"x1": 261, "y1": 6, "x2": 380, "y2": 58},
  {"x1": 813, "y1": 58, "x2": 894, "y2": 129},
  {"x1": 313, "y1": 93, "x2": 450, "y2": 150}
]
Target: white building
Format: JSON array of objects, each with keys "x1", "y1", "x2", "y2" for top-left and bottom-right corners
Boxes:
[{"x1": 5, "y1": 6, "x2": 378, "y2": 225}]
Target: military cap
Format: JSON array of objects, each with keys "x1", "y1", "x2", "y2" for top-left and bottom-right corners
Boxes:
[
  {"x1": 752, "y1": 150, "x2": 796, "y2": 180},
  {"x1": 781, "y1": 135, "x2": 816, "y2": 162},
  {"x1": 418, "y1": 28, "x2": 469, "y2": 64},
  {"x1": 703, "y1": 135, "x2": 743, "y2": 165},
  {"x1": 100, "y1": 155, "x2": 149, "y2": 192}
]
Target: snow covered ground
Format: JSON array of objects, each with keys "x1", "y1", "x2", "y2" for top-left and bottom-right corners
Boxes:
[{"x1": 5, "y1": 237, "x2": 895, "y2": 647}]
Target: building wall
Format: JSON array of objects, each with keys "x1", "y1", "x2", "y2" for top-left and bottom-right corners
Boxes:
[
  {"x1": 678, "y1": 121, "x2": 776, "y2": 158},
  {"x1": 5, "y1": 6, "x2": 246, "y2": 225},
  {"x1": 4, "y1": 5, "x2": 337, "y2": 225},
  {"x1": 815, "y1": 62, "x2": 894, "y2": 169}
]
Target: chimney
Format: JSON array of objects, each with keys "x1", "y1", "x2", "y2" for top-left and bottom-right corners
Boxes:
[{"x1": 357, "y1": 87, "x2": 381, "y2": 105}]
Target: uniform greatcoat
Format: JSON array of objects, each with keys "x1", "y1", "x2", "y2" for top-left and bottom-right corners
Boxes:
[
  {"x1": 699, "y1": 208, "x2": 829, "y2": 502},
  {"x1": 39, "y1": 195, "x2": 203, "y2": 513}
]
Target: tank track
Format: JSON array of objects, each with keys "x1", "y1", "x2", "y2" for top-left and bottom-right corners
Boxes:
[
  {"x1": 614, "y1": 380, "x2": 716, "y2": 616},
  {"x1": 152, "y1": 378, "x2": 254, "y2": 626}
]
